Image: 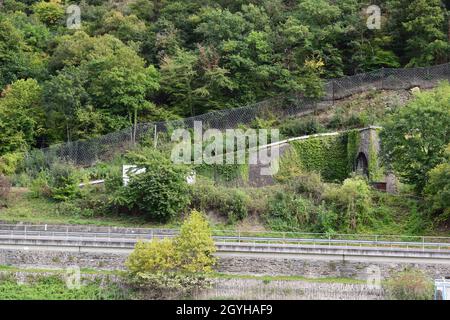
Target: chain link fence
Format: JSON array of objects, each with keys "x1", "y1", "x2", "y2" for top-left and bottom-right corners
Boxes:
[{"x1": 28, "y1": 63, "x2": 450, "y2": 167}]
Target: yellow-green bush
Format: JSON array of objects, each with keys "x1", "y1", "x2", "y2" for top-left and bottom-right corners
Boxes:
[
  {"x1": 0, "y1": 152, "x2": 23, "y2": 175},
  {"x1": 126, "y1": 239, "x2": 177, "y2": 274},
  {"x1": 126, "y1": 210, "x2": 216, "y2": 275}
]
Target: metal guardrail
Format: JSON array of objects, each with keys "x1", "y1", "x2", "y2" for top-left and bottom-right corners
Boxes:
[{"x1": 0, "y1": 225, "x2": 449, "y2": 252}]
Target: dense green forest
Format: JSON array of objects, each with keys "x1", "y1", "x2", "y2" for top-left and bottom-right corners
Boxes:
[
  {"x1": 0, "y1": 1, "x2": 449, "y2": 234},
  {"x1": 1, "y1": 0, "x2": 450, "y2": 155}
]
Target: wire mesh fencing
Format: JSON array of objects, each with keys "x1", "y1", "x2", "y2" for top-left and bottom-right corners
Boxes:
[{"x1": 28, "y1": 62, "x2": 450, "y2": 167}]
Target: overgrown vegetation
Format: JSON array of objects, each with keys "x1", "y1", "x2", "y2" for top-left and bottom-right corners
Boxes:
[
  {"x1": 113, "y1": 148, "x2": 191, "y2": 221},
  {"x1": 126, "y1": 210, "x2": 216, "y2": 299},
  {"x1": 1, "y1": 0, "x2": 450, "y2": 157},
  {"x1": 0, "y1": 275, "x2": 127, "y2": 300},
  {"x1": 381, "y1": 82, "x2": 450, "y2": 223},
  {"x1": 0, "y1": 0, "x2": 448, "y2": 239},
  {"x1": 384, "y1": 269, "x2": 434, "y2": 300}
]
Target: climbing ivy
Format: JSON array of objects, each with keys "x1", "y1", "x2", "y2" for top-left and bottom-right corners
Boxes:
[
  {"x1": 368, "y1": 129, "x2": 384, "y2": 181},
  {"x1": 280, "y1": 129, "x2": 382, "y2": 183},
  {"x1": 288, "y1": 135, "x2": 349, "y2": 182},
  {"x1": 346, "y1": 130, "x2": 361, "y2": 173}
]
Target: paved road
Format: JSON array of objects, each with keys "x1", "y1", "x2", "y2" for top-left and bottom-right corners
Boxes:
[
  {"x1": 0, "y1": 223, "x2": 449, "y2": 262},
  {"x1": 0, "y1": 228, "x2": 449, "y2": 251}
]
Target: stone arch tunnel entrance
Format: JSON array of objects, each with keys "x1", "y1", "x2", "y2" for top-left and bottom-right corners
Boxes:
[{"x1": 355, "y1": 152, "x2": 369, "y2": 178}]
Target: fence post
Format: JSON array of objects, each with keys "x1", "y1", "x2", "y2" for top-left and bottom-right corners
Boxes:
[
  {"x1": 153, "y1": 124, "x2": 158, "y2": 148},
  {"x1": 332, "y1": 80, "x2": 335, "y2": 104},
  {"x1": 381, "y1": 67, "x2": 385, "y2": 90}
]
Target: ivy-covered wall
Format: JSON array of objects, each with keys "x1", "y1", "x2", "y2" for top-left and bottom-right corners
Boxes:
[
  {"x1": 280, "y1": 128, "x2": 382, "y2": 183},
  {"x1": 196, "y1": 128, "x2": 383, "y2": 185},
  {"x1": 288, "y1": 134, "x2": 349, "y2": 182}
]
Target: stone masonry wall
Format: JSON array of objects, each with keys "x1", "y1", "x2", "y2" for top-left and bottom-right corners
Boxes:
[{"x1": 1, "y1": 249, "x2": 449, "y2": 280}]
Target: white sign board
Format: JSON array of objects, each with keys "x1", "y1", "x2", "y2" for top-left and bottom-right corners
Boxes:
[{"x1": 123, "y1": 165, "x2": 146, "y2": 186}]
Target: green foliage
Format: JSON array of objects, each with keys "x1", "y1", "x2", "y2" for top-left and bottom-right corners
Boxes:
[
  {"x1": 279, "y1": 116, "x2": 326, "y2": 138},
  {"x1": 0, "y1": 79, "x2": 43, "y2": 155},
  {"x1": 0, "y1": 175, "x2": 12, "y2": 208},
  {"x1": 126, "y1": 210, "x2": 215, "y2": 298},
  {"x1": 195, "y1": 163, "x2": 248, "y2": 185},
  {"x1": 0, "y1": 275, "x2": 127, "y2": 300},
  {"x1": 32, "y1": 1, "x2": 64, "y2": 26},
  {"x1": 55, "y1": 201, "x2": 95, "y2": 219},
  {"x1": 381, "y1": 82, "x2": 450, "y2": 192},
  {"x1": 1, "y1": 0, "x2": 450, "y2": 152},
  {"x1": 287, "y1": 134, "x2": 349, "y2": 182},
  {"x1": 47, "y1": 162, "x2": 83, "y2": 201},
  {"x1": 114, "y1": 148, "x2": 190, "y2": 221},
  {"x1": 191, "y1": 178, "x2": 249, "y2": 223},
  {"x1": 274, "y1": 147, "x2": 304, "y2": 184},
  {"x1": 424, "y1": 162, "x2": 450, "y2": 221},
  {"x1": 174, "y1": 210, "x2": 217, "y2": 273},
  {"x1": 0, "y1": 16, "x2": 36, "y2": 88},
  {"x1": 126, "y1": 238, "x2": 178, "y2": 274},
  {"x1": 103, "y1": 167, "x2": 123, "y2": 194},
  {"x1": 30, "y1": 171, "x2": 51, "y2": 199},
  {"x1": 399, "y1": 0, "x2": 448, "y2": 67},
  {"x1": 0, "y1": 152, "x2": 24, "y2": 175},
  {"x1": 264, "y1": 188, "x2": 335, "y2": 232},
  {"x1": 44, "y1": 31, "x2": 160, "y2": 142},
  {"x1": 346, "y1": 130, "x2": 360, "y2": 173},
  {"x1": 126, "y1": 210, "x2": 216, "y2": 274},
  {"x1": 289, "y1": 172, "x2": 325, "y2": 202},
  {"x1": 323, "y1": 177, "x2": 372, "y2": 232},
  {"x1": 384, "y1": 269, "x2": 434, "y2": 300}
]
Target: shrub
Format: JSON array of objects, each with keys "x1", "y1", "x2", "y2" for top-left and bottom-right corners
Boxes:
[
  {"x1": 384, "y1": 269, "x2": 434, "y2": 300},
  {"x1": 265, "y1": 190, "x2": 316, "y2": 231},
  {"x1": 174, "y1": 210, "x2": 216, "y2": 273},
  {"x1": 289, "y1": 171, "x2": 325, "y2": 202},
  {"x1": 279, "y1": 116, "x2": 326, "y2": 138},
  {"x1": 0, "y1": 175, "x2": 12, "y2": 207},
  {"x1": 126, "y1": 211, "x2": 215, "y2": 298},
  {"x1": 115, "y1": 160, "x2": 190, "y2": 221},
  {"x1": 32, "y1": 1, "x2": 65, "y2": 26},
  {"x1": 104, "y1": 167, "x2": 123, "y2": 193},
  {"x1": 274, "y1": 147, "x2": 303, "y2": 183},
  {"x1": 191, "y1": 179, "x2": 249, "y2": 223},
  {"x1": 221, "y1": 189, "x2": 249, "y2": 223},
  {"x1": 127, "y1": 210, "x2": 216, "y2": 274},
  {"x1": 126, "y1": 239, "x2": 177, "y2": 274},
  {"x1": 323, "y1": 177, "x2": 372, "y2": 232},
  {"x1": 381, "y1": 82, "x2": 450, "y2": 192},
  {"x1": 10, "y1": 172, "x2": 32, "y2": 188},
  {"x1": 0, "y1": 152, "x2": 23, "y2": 175},
  {"x1": 30, "y1": 171, "x2": 51, "y2": 198},
  {"x1": 47, "y1": 162, "x2": 83, "y2": 201},
  {"x1": 55, "y1": 201, "x2": 95, "y2": 218},
  {"x1": 424, "y1": 162, "x2": 450, "y2": 221},
  {"x1": 126, "y1": 272, "x2": 212, "y2": 300},
  {"x1": 110, "y1": 148, "x2": 192, "y2": 221}
]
